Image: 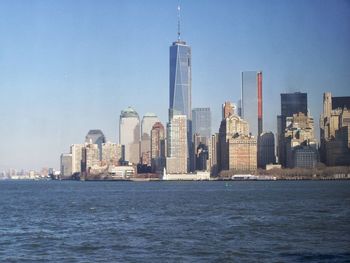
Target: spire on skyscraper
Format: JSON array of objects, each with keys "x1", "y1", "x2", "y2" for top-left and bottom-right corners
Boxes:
[{"x1": 177, "y1": 5, "x2": 181, "y2": 40}]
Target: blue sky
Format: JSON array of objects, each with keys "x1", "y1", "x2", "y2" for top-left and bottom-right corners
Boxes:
[{"x1": 0, "y1": 0, "x2": 349, "y2": 170}]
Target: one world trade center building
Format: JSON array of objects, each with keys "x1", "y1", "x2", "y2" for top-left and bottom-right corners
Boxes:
[{"x1": 168, "y1": 9, "x2": 192, "y2": 172}]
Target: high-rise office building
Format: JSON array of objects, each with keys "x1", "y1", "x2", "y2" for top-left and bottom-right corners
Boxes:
[
  {"x1": 277, "y1": 92, "x2": 308, "y2": 166},
  {"x1": 208, "y1": 133, "x2": 219, "y2": 176},
  {"x1": 192, "y1": 108, "x2": 211, "y2": 138},
  {"x1": 284, "y1": 112, "x2": 318, "y2": 168},
  {"x1": 320, "y1": 92, "x2": 350, "y2": 166},
  {"x1": 241, "y1": 71, "x2": 263, "y2": 137},
  {"x1": 85, "y1": 130, "x2": 106, "y2": 160},
  {"x1": 85, "y1": 143, "x2": 100, "y2": 169},
  {"x1": 151, "y1": 122, "x2": 166, "y2": 173},
  {"x1": 281, "y1": 92, "x2": 308, "y2": 117},
  {"x1": 169, "y1": 7, "x2": 192, "y2": 172},
  {"x1": 219, "y1": 114, "x2": 257, "y2": 172},
  {"x1": 258, "y1": 132, "x2": 276, "y2": 168},
  {"x1": 166, "y1": 115, "x2": 188, "y2": 174},
  {"x1": 140, "y1": 113, "x2": 159, "y2": 167},
  {"x1": 119, "y1": 107, "x2": 140, "y2": 164},
  {"x1": 102, "y1": 142, "x2": 123, "y2": 166},
  {"x1": 70, "y1": 144, "x2": 84, "y2": 174}
]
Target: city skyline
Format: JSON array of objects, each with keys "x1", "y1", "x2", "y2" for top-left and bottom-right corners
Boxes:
[{"x1": 0, "y1": 0, "x2": 349, "y2": 170}]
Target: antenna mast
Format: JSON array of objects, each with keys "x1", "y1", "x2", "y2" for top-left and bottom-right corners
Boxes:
[{"x1": 177, "y1": 5, "x2": 181, "y2": 40}]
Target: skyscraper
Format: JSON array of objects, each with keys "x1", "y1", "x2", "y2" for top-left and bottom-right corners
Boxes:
[
  {"x1": 284, "y1": 112, "x2": 318, "y2": 168},
  {"x1": 320, "y1": 92, "x2": 350, "y2": 166},
  {"x1": 169, "y1": 6, "x2": 192, "y2": 172},
  {"x1": 166, "y1": 115, "x2": 188, "y2": 174},
  {"x1": 70, "y1": 144, "x2": 84, "y2": 174},
  {"x1": 85, "y1": 130, "x2": 106, "y2": 160},
  {"x1": 277, "y1": 92, "x2": 308, "y2": 166},
  {"x1": 102, "y1": 142, "x2": 123, "y2": 166},
  {"x1": 119, "y1": 107, "x2": 140, "y2": 164},
  {"x1": 258, "y1": 132, "x2": 276, "y2": 168},
  {"x1": 241, "y1": 71, "x2": 263, "y2": 137},
  {"x1": 219, "y1": 114, "x2": 257, "y2": 172},
  {"x1": 169, "y1": 7, "x2": 192, "y2": 121},
  {"x1": 192, "y1": 108, "x2": 211, "y2": 138},
  {"x1": 60, "y1": 153, "x2": 72, "y2": 177},
  {"x1": 140, "y1": 113, "x2": 160, "y2": 167},
  {"x1": 151, "y1": 122, "x2": 166, "y2": 173}
]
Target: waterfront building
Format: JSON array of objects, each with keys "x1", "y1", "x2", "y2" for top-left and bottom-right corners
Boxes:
[
  {"x1": 219, "y1": 113, "x2": 257, "y2": 172},
  {"x1": 258, "y1": 132, "x2": 276, "y2": 168},
  {"x1": 228, "y1": 135, "x2": 257, "y2": 172},
  {"x1": 166, "y1": 115, "x2": 187, "y2": 174},
  {"x1": 222, "y1": 101, "x2": 236, "y2": 119},
  {"x1": 169, "y1": 7, "x2": 192, "y2": 171},
  {"x1": 70, "y1": 144, "x2": 84, "y2": 174},
  {"x1": 140, "y1": 113, "x2": 160, "y2": 167},
  {"x1": 102, "y1": 142, "x2": 123, "y2": 166},
  {"x1": 241, "y1": 71, "x2": 263, "y2": 137},
  {"x1": 151, "y1": 122, "x2": 166, "y2": 173},
  {"x1": 192, "y1": 108, "x2": 211, "y2": 138},
  {"x1": 119, "y1": 107, "x2": 140, "y2": 164},
  {"x1": 277, "y1": 92, "x2": 308, "y2": 166},
  {"x1": 60, "y1": 153, "x2": 72, "y2": 177},
  {"x1": 85, "y1": 143, "x2": 100, "y2": 169},
  {"x1": 320, "y1": 92, "x2": 350, "y2": 165},
  {"x1": 284, "y1": 112, "x2": 318, "y2": 168},
  {"x1": 85, "y1": 130, "x2": 106, "y2": 160},
  {"x1": 293, "y1": 146, "x2": 318, "y2": 168}
]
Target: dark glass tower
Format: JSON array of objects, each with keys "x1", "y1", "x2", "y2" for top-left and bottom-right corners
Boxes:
[
  {"x1": 169, "y1": 40, "x2": 192, "y2": 120},
  {"x1": 277, "y1": 92, "x2": 308, "y2": 166}
]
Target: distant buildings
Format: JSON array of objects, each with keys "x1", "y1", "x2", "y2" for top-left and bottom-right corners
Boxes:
[
  {"x1": 140, "y1": 113, "x2": 160, "y2": 167},
  {"x1": 84, "y1": 143, "x2": 100, "y2": 170},
  {"x1": 219, "y1": 113, "x2": 257, "y2": 172},
  {"x1": 320, "y1": 92, "x2": 350, "y2": 166},
  {"x1": 208, "y1": 134, "x2": 219, "y2": 176},
  {"x1": 60, "y1": 153, "x2": 72, "y2": 177},
  {"x1": 193, "y1": 133, "x2": 209, "y2": 171},
  {"x1": 166, "y1": 115, "x2": 188, "y2": 174},
  {"x1": 222, "y1": 101, "x2": 236, "y2": 119},
  {"x1": 102, "y1": 142, "x2": 123, "y2": 166},
  {"x1": 192, "y1": 108, "x2": 211, "y2": 138},
  {"x1": 241, "y1": 71, "x2": 263, "y2": 137},
  {"x1": 85, "y1": 129, "x2": 106, "y2": 160},
  {"x1": 258, "y1": 132, "x2": 276, "y2": 168},
  {"x1": 119, "y1": 107, "x2": 140, "y2": 164},
  {"x1": 70, "y1": 144, "x2": 84, "y2": 174},
  {"x1": 284, "y1": 112, "x2": 318, "y2": 168},
  {"x1": 151, "y1": 122, "x2": 166, "y2": 173},
  {"x1": 195, "y1": 142, "x2": 209, "y2": 171},
  {"x1": 277, "y1": 92, "x2": 308, "y2": 167}
]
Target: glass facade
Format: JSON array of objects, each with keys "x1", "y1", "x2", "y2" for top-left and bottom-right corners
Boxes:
[
  {"x1": 169, "y1": 39, "x2": 192, "y2": 172},
  {"x1": 192, "y1": 108, "x2": 211, "y2": 138},
  {"x1": 241, "y1": 71, "x2": 262, "y2": 137},
  {"x1": 280, "y1": 92, "x2": 307, "y2": 117},
  {"x1": 169, "y1": 40, "x2": 192, "y2": 120}
]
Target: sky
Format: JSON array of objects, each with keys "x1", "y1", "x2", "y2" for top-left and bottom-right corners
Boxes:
[{"x1": 0, "y1": 0, "x2": 349, "y2": 171}]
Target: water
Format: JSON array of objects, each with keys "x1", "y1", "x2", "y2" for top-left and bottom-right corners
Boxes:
[{"x1": 0, "y1": 180, "x2": 349, "y2": 262}]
